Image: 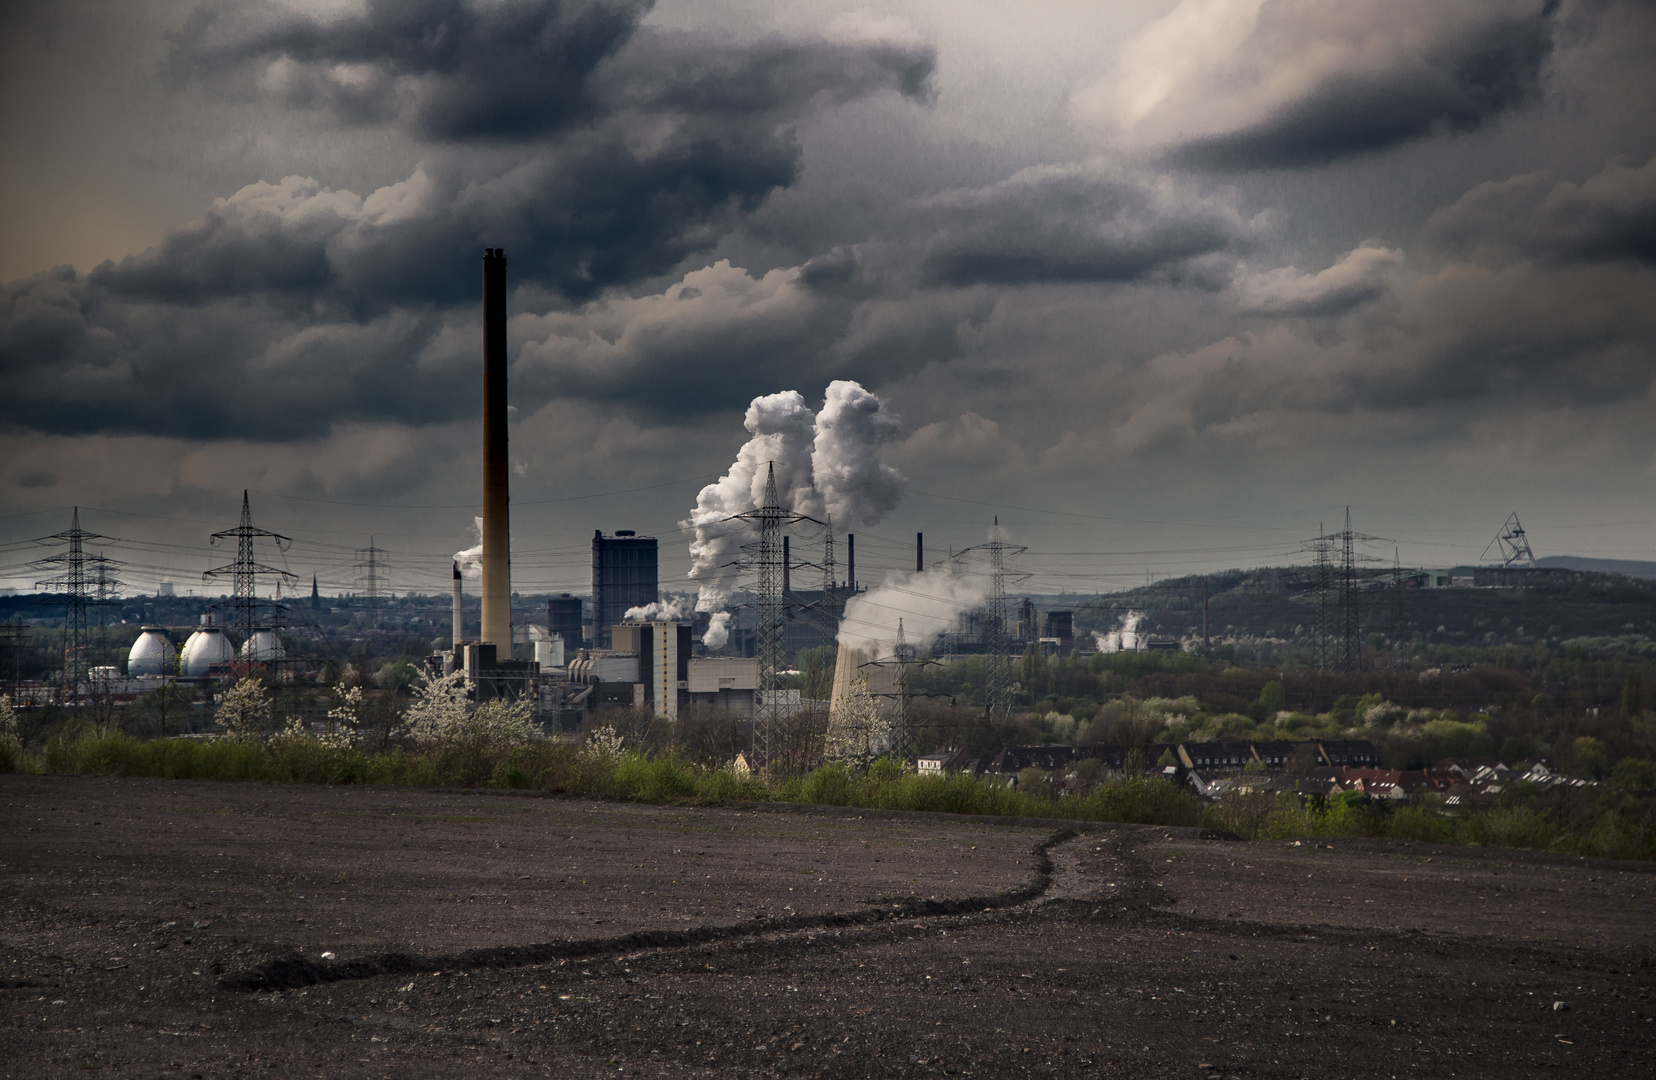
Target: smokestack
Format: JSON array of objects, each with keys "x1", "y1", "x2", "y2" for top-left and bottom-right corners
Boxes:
[
  {"x1": 847, "y1": 534, "x2": 855, "y2": 593},
  {"x1": 481, "y1": 248, "x2": 512, "y2": 652},
  {"x1": 452, "y1": 560, "x2": 464, "y2": 644},
  {"x1": 916, "y1": 532, "x2": 923, "y2": 573},
  {"x1": 783, "y1": 535, "x2": 790, "y2": 594}
]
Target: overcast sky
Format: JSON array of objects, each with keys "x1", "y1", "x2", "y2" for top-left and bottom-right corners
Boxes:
[{"x1": 3, "y1": 0, "x2": 1655, "y2": 601}]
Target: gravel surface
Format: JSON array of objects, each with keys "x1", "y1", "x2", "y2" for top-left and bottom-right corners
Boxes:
[{"x1": 4, "y1": 774, "x2": 1654, "y2": 1078}]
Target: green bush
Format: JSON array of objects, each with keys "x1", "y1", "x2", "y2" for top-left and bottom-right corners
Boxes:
[
  {"x1": 1459, "y1": 806, "x2": 1558, "y2": 850},
  {"x1": 1386, "y1": 805, "x2": 1455, "y2": 844}
]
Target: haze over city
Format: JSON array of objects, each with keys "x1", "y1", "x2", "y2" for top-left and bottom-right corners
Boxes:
[{"x1": 3, "y1": 0, "x2": 1655, "y2": 593}]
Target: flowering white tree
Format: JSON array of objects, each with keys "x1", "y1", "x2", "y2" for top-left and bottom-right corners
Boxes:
[
  {"x1": 464, "y1": 697, "x2": 536, "y2": 746},
  {"x1": 583, "y1": 724, "x2": 625, "y2": 762},
  {"x1": 402, "y1": 668, "x2": 536, "y2": 748},
  {"x1": 825, "y1": 674, "x2": 887, "y2": 769},
  {"x1": 402, "y1": 669, "x2": 472, "y2": 744},
  {"x1": 0, "y1": 693, "x2": 18, "y2": 748},
  {"x1": 216, "y1": 677, "x2": 272, "y2": 742},
  {"x1": 317, "y1": 684, "x2": 368, "y2": 748}
]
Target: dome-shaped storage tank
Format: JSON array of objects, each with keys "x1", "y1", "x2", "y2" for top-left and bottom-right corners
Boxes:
[
  {"x1": 181, "y1": 620, "x2": 235, "y2": 677},
  {"x1": 127, "y1": 627, "x2": 173, "y2": 678},
  {"x1": 239, "y1": 628, "x2": 285, "y2": 662}
]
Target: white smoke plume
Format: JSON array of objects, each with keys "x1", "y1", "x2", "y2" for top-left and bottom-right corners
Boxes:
[
  {"x1": 624, "y1": 594, "x2": 692, "y2": 622},
  {"x1": 702, "y1": 611, "x2": 733, "y2": 649},
  {"x1": 811, "y1": 380, "x2": 904, "y2": 526},
  {"x1": 454, "y1": 517, "x2": 483, "y2": 581},
  {"x1": 683, "y1": 380, "x2": 904, "y2": 622},
  {"x1": 837, "y1": 563, "x2": 991, "y2": 657},
  {"x1": 1094, "y1": 611, "x2": 1145, "y2": 652}
]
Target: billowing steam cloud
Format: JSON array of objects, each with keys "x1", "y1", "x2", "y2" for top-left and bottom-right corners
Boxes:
[
  {"x1": 1094, "y1": 611, "x2": 1145, "y2": 652},
  {"x1": 454, "y1": 517, "x2": 484, "y2": 581},
  {"x1": 684, "y1": 380, "x2": 903, "y2": 643},
  {"x1": 837, "y1": 563, "x2": 991, "y2": 656},
  {"x1": 624, "y1": 594, "x2": 692, "y2": 622},
  {"x1": 702, "y1": 611, "x2": 734, "y2": 650},
  {"x1": 827, "y1": 523, "x2": 1007, "y2": 720}
]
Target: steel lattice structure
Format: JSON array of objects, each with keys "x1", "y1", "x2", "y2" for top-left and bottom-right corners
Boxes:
[
  {"x1": 1304, "y1": 508, "x2": 1385, "y2": 674},
  {"x1": 752, "y1": 466, "x2": 787, "y2": 754},
  {"x1": 1482, "y1": 512, "x2": 1537, "y2": 568},
  {"x1": 30, "y1": 507, "x2": 119, "y2": 693},
  {"x1": 853, "y1": 619, "x2": 943, "y2": 762},
  {"x1": 819, "y1": 517, "x2": 839, "y2": 653},
  {"x1": 957, "y1": 520, "x2": 1027, "y2": 719},
  {"x1": 204, "y1": 491, "x2": 295, "y2": 664},
  {"x1": 354, "y1": 536, "x2": 390, "y2": 631}
]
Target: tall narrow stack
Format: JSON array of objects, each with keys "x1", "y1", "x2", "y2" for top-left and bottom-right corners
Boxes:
[{"x1": 481, "y1": 249, "x2": 511, "y2": 651}]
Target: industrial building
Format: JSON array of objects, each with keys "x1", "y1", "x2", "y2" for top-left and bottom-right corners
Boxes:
[
  {"x1": 547, "y1": 593, "x2": 583, "y2": 649},
  {"x1": 567, "y1": 620, "x2": 757, "y2": 719},
  {"x1": 591, "y1": 530, "x2": 658, "y2": 648},
  {"x1": 180, "y1": 616, "x2": 234, "y2": 677},
  {"x1": 127, "y1": 627, "x2": 173, "y2": 678}
]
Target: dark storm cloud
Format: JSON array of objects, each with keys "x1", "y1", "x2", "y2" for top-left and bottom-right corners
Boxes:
[
  {"x1": 1087, "y1": 0, "x2": 1561, "y2": 171},
  {"x1": 602, "y1": 30, "x2": 937, "y2": 115},
  {"x1": 168, "y1": 0, "x2": 651, "y2": 140},
  {"x1": 1425, "y1": 153, "x2": 1656, "y2": 265},
  {"x1": 90, "y1": 127, "x2": 800, "y2": 312},
  {"x1": 111, "y1": 2, "x2": 937, "y2": 311},
  {"x1": 1171, "y1": 11, "x2": 1556, "y2": 170},
  {"x1": 168, "y1": 0, "x2": 935, "y2": 141},
  {"x1": 0, "y1": 264, "x2": 458, "y2": 440},
  {"x1": 0, "y1": 1, "x2": 938, "y2": 440},
  {"x1": 917, "y1": 165, "x2": 1261, "y2": 288}
]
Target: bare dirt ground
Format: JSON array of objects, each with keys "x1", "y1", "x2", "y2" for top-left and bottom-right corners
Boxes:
[{"x1": 4, "y1": 775, "x2": 1654, "y2": 1079}]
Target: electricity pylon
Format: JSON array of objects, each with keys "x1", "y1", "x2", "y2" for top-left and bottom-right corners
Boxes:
[{"x1": 204, "y1": 491, "x2": 295, "y2": 664}]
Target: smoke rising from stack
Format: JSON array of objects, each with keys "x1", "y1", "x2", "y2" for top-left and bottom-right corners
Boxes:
[
  {"x1": 838, "y1": 564, "x2": 990, "y2": 656},
  {"x1": 683, "y1": 380, "x2": 903, "y2": 640},
  {"x1": 624, "y1": 594, "x2": 692, "y2": 622},
  {"x1": 453, "y1": 517, "x2": 484, "y2": 580},
  {"x1": 1094, "y1": 610, "x2": 1145, "y2": 652},
  {"x1": 826, "y1": 522, "x2": 1007, "y2": 718},
  {"x1": 702, "y1": 611, "x2": 733, "y2": 649}
]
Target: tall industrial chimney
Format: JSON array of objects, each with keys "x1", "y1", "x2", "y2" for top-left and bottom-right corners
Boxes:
[
  {"x1": 916, "y1": 532, "x2": 924, "y2": 573},
  {"x1": 451, "y1": 560, "x2": 464, "y2": 644},
  {"x1": 847, "y1": 534, "x2": 855, "y2": 592},
  {"x1": 481, "y1": 248, "x2": 512, "y2": 652}
]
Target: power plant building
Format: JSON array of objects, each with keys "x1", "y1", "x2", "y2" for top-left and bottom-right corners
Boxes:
[
  {"x1": 547, "y1": 593, "x2": 583, "y2": 649},
  {"x1": 568, "y1": 622, "x2": 757, "y2": 719},
  {"x1": 592, "y1": 530, "x2": 657, "y2": 648}
]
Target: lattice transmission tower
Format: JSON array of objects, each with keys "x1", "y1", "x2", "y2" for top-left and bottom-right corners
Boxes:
[
  {"x1": 30, "y1": 508, "x2": 120, "y2": 693},
  {"x1": 354, "y1": 537, "x2": 391, "y2": 630},
  {"x1": 958, "y1": 519, "x2": 1027, "y2": 718},
  {"x1": 204, "y1": 491, "x2": 295, "y2": 663},
  {"x1": 1304, "y1": 508, "x2": 1385, "y2": 673},
  {"x1": 726, "y1": 465, "x2": 821, "y2": 758},
  {"x1": 854, "y1": 619, "x2": 946, "y2": 762},
  {"x1": 819, "y1": 516, "x2": 839, "y2": 653}
]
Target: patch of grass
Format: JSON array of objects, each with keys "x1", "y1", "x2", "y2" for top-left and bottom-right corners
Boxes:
[{"x1": 18, "y1": 731, "x2": 1656, "y2": 860}]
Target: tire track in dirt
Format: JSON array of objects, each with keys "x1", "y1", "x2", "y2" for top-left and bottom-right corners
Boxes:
[{"x1": 221, "y1": 828, "x2": 1083, "y2": 992}]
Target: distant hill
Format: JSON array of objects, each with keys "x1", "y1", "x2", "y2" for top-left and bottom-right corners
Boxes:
[
  {"x1": 1067, "y1": 564, "x2": 1656, "y2": 650},
  {"x1": 1535, "y1": 556, "x2": 1656, "y2": 579}
]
